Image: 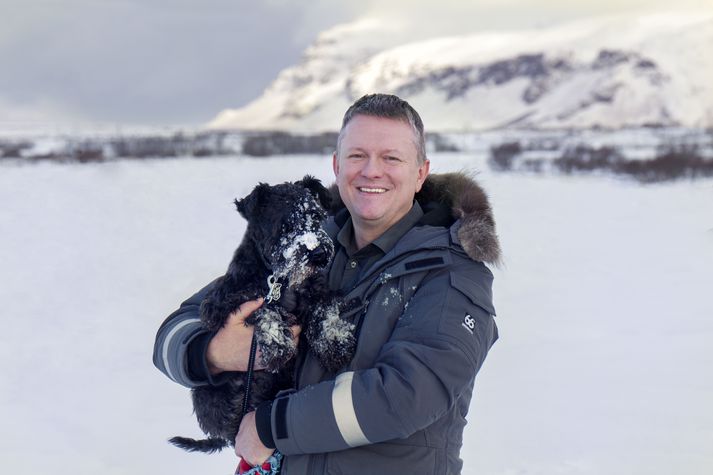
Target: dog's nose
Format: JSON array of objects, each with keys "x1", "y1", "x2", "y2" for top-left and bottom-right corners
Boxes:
[{"x1": 309, "y1": 246, "x2": 329, "y2": 265}]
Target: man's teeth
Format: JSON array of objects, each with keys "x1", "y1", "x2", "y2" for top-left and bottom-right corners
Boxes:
[{"x1": 359, "y1": 187, "x2": 386, "y2": 193}]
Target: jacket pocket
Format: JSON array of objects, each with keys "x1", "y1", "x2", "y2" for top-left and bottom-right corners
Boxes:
[{"x1": 449, "y1": 272, "x2": 495, "y2": 316}]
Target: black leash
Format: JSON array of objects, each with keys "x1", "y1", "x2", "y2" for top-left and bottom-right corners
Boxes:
[
  {"x1": 241, "y1": 332, "x2": 259, "y2": 418},
  {"x1": 237, "y1": 314, "x2": 286, "y2": 475},
  {"x1": 240, "y1": 270, "x2": 282, "y2": 420}
]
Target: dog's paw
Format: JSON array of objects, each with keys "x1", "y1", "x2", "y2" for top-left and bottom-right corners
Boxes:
[
  {"x1": 254, "y1": 307, "x2": 298, "y2": 372},
  {"x1": 308, "y1": 302, "x2": 356, "y2": 373}
]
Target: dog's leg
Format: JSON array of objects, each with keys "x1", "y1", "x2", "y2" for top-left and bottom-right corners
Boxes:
[
  {"x1": 200, "y1": 278, "x2": 257, "y2": 332},
  {"x1": 306, "y1": 299, "x2": 356, "y2": 373},
  {"x1": 170, "y1": 376, "x2": 247, "y2": 453},
  {"x1": 200, "y1": 281, "x2": 243, "y2": 331},
  {"x1": 252, "y1": 307, "x2": 298, "y2": 372}
]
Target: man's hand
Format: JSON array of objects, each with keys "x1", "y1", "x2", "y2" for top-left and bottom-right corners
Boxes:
[
  {"x1": 206, "y1": 298, "x2": 265, "y2": 374},
  {"x1": 235, "y1": 411, "x2": 274, "y2": 466},
  {"x1": 205, "y1": 298, "x2": 302, "y2": 374}
]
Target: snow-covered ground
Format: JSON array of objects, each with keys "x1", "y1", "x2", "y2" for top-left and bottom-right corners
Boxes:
[{"x1": 1, "y1": 154, "x2": 711, "y2": 474}]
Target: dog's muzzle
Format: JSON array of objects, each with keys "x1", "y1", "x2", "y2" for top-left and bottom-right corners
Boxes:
[{"x1": 308, "y1": 246, "x2": 330, "y2": 267}]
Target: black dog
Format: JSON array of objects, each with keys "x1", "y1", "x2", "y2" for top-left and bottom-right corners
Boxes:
[{"x1": 170, "y1": 176, "x2": 355, "y2": 453}]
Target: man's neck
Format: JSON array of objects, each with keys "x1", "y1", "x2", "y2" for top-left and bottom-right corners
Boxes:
[
  {"x1": 350, "y1": 202, "x2": 423, "y2": 251},
  {"x1": 353, "y1": 227, "x2": 381, "y2": 251}
]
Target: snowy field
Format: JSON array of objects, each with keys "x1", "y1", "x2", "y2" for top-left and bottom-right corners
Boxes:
[{"x1": 1, "y1": 153, "x2": 711, "y2": 474}]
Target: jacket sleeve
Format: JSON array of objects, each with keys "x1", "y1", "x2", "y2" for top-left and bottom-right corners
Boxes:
[
  {"x1": 271, "y1": 264, "x2": 498, "y2": 455},
  {"x1": 152, "y1": 280, "x2": 217, "y2": 388}
]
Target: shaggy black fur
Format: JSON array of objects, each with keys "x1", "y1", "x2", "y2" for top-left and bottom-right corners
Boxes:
[{"x1": 170, "y1": 175, "x2": 355, "y2": 453}]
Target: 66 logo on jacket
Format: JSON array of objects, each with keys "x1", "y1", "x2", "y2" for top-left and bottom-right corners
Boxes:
[{"x1": 462, "y1": 314, "x2": 476, "y2": 334}]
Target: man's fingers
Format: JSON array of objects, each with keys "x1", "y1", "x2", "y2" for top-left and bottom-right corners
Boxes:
[
  {"x1": 289, "y1": 325, "x2": 302, "y2": 348},
  {"x1": 229, "y1": 297, "x2": 264, "y2": 323}
]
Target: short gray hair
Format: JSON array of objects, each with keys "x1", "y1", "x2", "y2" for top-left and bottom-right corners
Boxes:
[{"x1": 337, "y1": 94, "x2": 427, "y2": 164}]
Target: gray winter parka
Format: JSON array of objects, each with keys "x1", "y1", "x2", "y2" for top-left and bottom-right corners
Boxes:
[{"x1": 153, "y1": 173, "x2": 501, "y2": 475}]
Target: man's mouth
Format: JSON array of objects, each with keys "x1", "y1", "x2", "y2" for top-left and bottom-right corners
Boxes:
[{"x1": 357, "y1": 187, "x2": 387, "y2": 194}]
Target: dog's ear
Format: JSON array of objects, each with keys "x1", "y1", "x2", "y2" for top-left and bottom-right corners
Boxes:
[
  {"x1": 235, "y1": 182, "x2": 270, "y2": 220},
  {"x1": 299, "y1": 175, "x2": 332, "y2": 210}
]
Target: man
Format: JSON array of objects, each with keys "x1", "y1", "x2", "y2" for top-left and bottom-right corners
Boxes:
[{"x1": 154, "y1": 94, "x2": 500, "y2": 474}]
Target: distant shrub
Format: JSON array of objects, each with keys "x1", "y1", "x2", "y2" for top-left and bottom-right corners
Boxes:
[
  {"x1": 521, "y1": 158, "x2": 545, "y2": 172},
  {"x1": 427, "y1": 133, "x2": 460, "y2": 152},
  {"x1": 72, "y1": 143, "x2": 105, "y2": 163},
  {"x1": 192, "y1": 147, "x2": 214, "y2": 157},
  {"x1": 488, "y1": 142, "x2": 522, "y2": 171},
  {"x1": 553, "y1": 145, "x2": 624, "y2": 173},
  {"x1": 613, "y1": 145, "x2": 713, "y2": 182},
  {"x1": 242, "y1": 132, "x2": 338, "y2": 156},
  {"x1": 488, "y1": 140, "x2": 713, "y2": 183},
  {"x1": 111, "y1": 136, "x2": 183, "y2": 158},
  {"x1": 553, "y1": 144, "x2": 713, "y2": 181},
  {"x1": 0, "y1": 140, "x2": 33, "y2": 159}
]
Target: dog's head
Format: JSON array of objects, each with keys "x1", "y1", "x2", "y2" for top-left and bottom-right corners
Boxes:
[{"x1": 235, "y1": 175, "x2": 334, "y2": 287}]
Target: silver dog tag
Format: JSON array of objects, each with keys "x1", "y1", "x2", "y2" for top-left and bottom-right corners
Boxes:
[{"x1": 266, "y1": 274, "x2": 282, "y2": 303}]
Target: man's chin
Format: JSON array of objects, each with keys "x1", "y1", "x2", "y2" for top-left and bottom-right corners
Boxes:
[
  {"x1": 351, "y1": 208, "x2": 386, "y2": 224},
  {"x1": 352, "y1": 213, "x2": 394, "y2": 234}
]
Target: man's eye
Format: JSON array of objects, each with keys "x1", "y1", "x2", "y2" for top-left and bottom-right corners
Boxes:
[{"x1": 385, "y1": 156, "x2": 401, "y2": 162}]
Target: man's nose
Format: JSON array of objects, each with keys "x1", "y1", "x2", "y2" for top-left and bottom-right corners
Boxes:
[{"x1": 360, "y1": 156, "x2": 383, "y2": 178}]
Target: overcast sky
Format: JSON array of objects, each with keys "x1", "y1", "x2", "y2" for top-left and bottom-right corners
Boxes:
[{"x1": 1, "y1": 0, "x2": 710, "y2": 128}]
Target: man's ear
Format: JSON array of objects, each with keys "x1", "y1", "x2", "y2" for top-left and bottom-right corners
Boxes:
[
  {"x1": 235, "y1": 182, "x2": 270, "y2": 219},
  {"x1": 332, "y1": 151, "x2": 340, "y2": 177},
  {"x1": 415, "y1": 159, "x2": 431, "y2": 193},
  {"x1": 299, "y1": 175, "x2": 332, "y2": 210}
]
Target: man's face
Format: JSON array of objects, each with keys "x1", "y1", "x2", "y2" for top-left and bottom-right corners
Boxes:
[{"x1": 333, "y1": 114, "x2": 430, "y2": 243}]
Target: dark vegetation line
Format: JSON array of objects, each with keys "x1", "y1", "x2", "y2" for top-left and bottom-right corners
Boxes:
[
  {"x1": 2, "y1": 129, "x2": 712, "y2": 183},
  {"x1": 489, "y1": 142, "x2": 713, "y2": 183},
  {"x1": 0, "y1": 131, "x2": 458, "y2": 162}
]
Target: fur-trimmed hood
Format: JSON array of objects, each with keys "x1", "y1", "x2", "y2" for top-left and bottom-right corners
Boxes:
[{"x1": 327, "y1": 172, "x2": 501, "y2": 265}]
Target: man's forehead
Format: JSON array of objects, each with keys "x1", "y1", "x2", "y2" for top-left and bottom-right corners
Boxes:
[
  {"x1": 344, "y1": 114, "x2": 411, "y2": 130},
  {"x1": 341, "y1": 115, "x2": 418, "y2": 149}
]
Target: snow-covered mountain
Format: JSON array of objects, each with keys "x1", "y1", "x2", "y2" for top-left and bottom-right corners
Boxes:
[{"x1": 208, "y1": 13, "x2": 713, "y2": 132}]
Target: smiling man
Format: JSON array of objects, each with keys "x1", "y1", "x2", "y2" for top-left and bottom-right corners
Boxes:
[
  {"x1": 154, "y1": 94, "x2": 501, "y2": 475},
  {"x1": 334, "y1": 111, "x2": 430, "y2": 249}
]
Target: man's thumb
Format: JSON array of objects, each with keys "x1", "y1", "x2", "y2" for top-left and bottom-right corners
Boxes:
[{"x1": 232, "y1": 297, "x2": 264, "y2": 323}]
